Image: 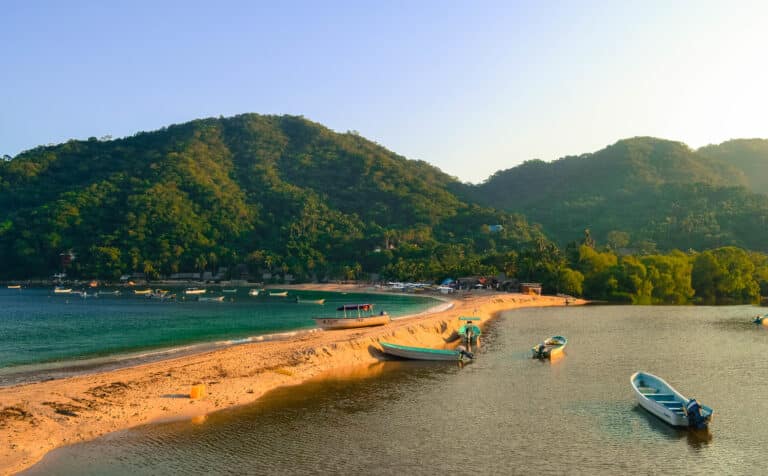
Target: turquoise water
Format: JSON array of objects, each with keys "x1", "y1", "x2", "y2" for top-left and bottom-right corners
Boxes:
[
  {"x1": 25, "y1": 304, "x2": 768, "y2": 475},
  {"x1": 0, "y1": 287, "x2": 439, "y2": 377}
]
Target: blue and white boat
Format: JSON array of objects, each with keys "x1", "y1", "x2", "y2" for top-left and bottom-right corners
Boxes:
[
  {"x1": 631, "y1": 371, "x2": 713, "y2": 429},
  {"x1": 379, "y1": 341, "x2": 473, "y2": 361}
]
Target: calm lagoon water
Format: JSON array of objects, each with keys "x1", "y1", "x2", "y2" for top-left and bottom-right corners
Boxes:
[
  {"x1": 25, "y1": 305, "x2": 768, "y2": 475},
  {"x1": 0, "y1": 287, "x2": 439, "y2": 384}
]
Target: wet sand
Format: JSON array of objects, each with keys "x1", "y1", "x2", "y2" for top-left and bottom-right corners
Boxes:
[{"x1": 0, "y1": 284, "x2": 583, "y2": 474}]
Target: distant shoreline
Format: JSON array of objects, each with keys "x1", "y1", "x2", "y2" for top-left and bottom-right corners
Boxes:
[{"x1": 0, "y1": 287, "x2": 584, "y2": 474}]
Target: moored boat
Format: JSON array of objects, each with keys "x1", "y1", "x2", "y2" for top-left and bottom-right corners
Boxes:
[
  {"x1": 379, "y1": 341, "x2": 473, "y2": 361},
  {"x1": 198, "y1": 295, "x2": 225, "y2": 302},
  {"x1": 133, "y1": 289, "x2": 152, "y2": 295},
  {"x1": 269, "y1": 291, "x2": 288, "y2": 297},
  {"x1": 222, "y1": 289, "x2": 237, "y2": 294},
  {"x1": 313, "y1": 303, "x2": 390, "y2": 330},
  {"x1": 457, "y1": 316, "x2": 482, "y2": 345},
  {"x1": 296, "y1": 297, "x2": 326, "y2": 304},
  {"x1": 248, "y1": 289, "x2": 260, "y2": 296},
  {"x1": 185, "y1": 288, "x2": 206, "y2": 295},
  {"x1": 631, "y1": 371, "x2": 713, "y2": 429},
  {"x1": 97, "y1": 290, "x2": 121, "y2": 296},
  {"x1": 531, "y1": 335, "x2": 567, "y2": 359},
  {"x1": 53, "y1": 287, "x2": 72, "y2": 294},
  {"x1": 7, "y1": 284, "x2": 21, "y2": 289}
]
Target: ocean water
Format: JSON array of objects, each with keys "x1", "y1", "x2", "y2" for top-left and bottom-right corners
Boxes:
[
  {"x1": 0, "y1": 287, "x2": 439, "y2": 383},
  {"x1": 25, "y1": 304, "x2": 768, "y2": 475}
]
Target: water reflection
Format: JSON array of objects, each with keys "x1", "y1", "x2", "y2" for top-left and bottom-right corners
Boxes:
[{"x1": 25, "y1": 305, "x2": 768, "y2": 475}]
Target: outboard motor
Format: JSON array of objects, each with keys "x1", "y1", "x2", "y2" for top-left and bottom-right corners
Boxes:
[
  {"x1": 686, "y1": 398, "x2": 706, "y2": 429},
  {"x1": 456, "y1": 345, "x2": 474, "y2": 360}
]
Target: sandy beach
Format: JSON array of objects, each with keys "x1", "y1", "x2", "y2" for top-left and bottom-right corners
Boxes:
[{"x1": 0, "y1": 285, "x2": 583, "y2": 474}]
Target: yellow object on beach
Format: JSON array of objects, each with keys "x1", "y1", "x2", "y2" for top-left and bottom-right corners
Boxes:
[{"x1": 190, "y1": 384, "x2": 206, "y2": 399}]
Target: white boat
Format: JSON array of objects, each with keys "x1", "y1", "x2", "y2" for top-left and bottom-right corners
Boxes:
[
  {"x1": 198, "y1": 295, "x2": 225, "y2": 302},
  {"x1": 222, "y1": 289, "x2": 237, "y2": 294},
  {"x1": 248, "y1": 289, "x2": 260, "y2": 296},
  {"x1": 379, "y1": 342, "x2": 473, "y2": 361},
  {"x1": 97, "y1": 290, "x2": 121, "y2": 296},
  {"x1": 133, "y1": 289, "x2": 152, "y2": 295},
  {"x1": 314, "y1": 304, "x2": 390, "y2": 330},
  {"x1": 631, "y1": 371, "x2": 713, "y2": 429},
  {"x1": 185, "y1": 288, "x2": 206, "y2": 295},
  {"x1": 7, "y1": 284, "x2": 21, "y2": 289},
  {"x1": 269, "y1": 291, "x2": 288, "y2": 297},
  {"x1": 54, "y1": 287, "x2": 72, "y2": 294}
]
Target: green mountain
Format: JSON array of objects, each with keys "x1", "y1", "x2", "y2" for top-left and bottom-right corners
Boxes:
[
  {"x1": 468, "y1": 137, "x2": 768, "y2": 251},
  {"x1": 0, "y1": 114, "x2": 542, "y2": 280},
  {"x1": 698, "y1": 139, "x2": 768, "y2": 193}
]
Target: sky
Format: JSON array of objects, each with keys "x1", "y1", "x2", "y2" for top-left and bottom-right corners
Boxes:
[{"x1": 2, "y1": 0, "x2": 767, "y2": 183}]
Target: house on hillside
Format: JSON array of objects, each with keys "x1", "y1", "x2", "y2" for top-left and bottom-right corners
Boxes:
[{"x1": 520, "y1": 282, "x2": 542, "y2": 295}]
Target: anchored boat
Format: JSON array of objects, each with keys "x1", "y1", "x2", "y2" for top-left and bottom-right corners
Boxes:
[
  {"x1": 631, "y1": 371, "x2": 713, "y2": 429},
  {"x1": 457, "y1": 316, "x2": 482, "y2": 345},
  {"x1": 379, "y1": 341, "x2": 473, "y2": 361},
  {"x1": 314, "y1": 303, "x2": 390, "y2": 330},
  {"x1": 531, "y1": 335, "x2": 567, "y2": 359}
]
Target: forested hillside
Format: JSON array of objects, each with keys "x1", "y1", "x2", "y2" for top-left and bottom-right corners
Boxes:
[
  {"x1": 0, "y1": 114, "x2": 542, "y2": 280},
  {"x1": 698, "y1": 139, "x2": 768, "y2": 193},
  {"x1": 469, "y1": 137, "x2": 768, "y2": 251}
]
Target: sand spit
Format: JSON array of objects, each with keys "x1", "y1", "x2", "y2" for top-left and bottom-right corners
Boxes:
[{"x1": 0, "y1": 286, "x2": 583, "y2": 474}]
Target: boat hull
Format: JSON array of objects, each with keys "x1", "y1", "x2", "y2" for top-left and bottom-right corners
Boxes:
[
  {"x1": 380, "y1": 342, "x2": 467, "y2": 361},
  {"x1": 314, "y1": 315, "x2": 390, "y2": 330},
  {"x1": 631, "y1": 371, "x2": 713, "y2": 428},
  {"x1": 531, "y1": 335, "x2": 567, "y2": 359}
]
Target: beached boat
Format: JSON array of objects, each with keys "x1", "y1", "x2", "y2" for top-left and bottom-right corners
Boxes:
[
  {"x1": 53, "y1": 287, "x2": 72, "y2": 294},
  {"x1": 531, "y1": 335, "x2": 567, "y2": 359},
  {"x1": 248, "y1": 289, "x2": 260, "y2": 296},
  {"x1": 296, "y1": 297, "x2": 326, "y2": 304},
  {"x1": 631, "y1": 371, "x2": 713, "y2": 429},
  {"x1": 184, "y1": 288, "x2": 206, "y2": 295},
  {"x1": 269, "y1": 291, "x2": 288, "y2": 297},
  {"x1": 457, "y1": 316, "x2": 482, "y2": 345},
  {"x1": 313, "y1": 304, "x2": 390, "y2": 330},
  {"x1": 222, "y1": 289, "x2": 237, "y2": 294},
  {"x1": 379, "y1": 341, "x2": 474, "y2": 361},
  {"x1": 133, "y1": 289, "x2": 152, "y2": 295},
  {"x1": 754, "y1": 315, "x2": 768, "y2": 325},
  {"x1": 7, "y1": 284, "x2": 21, "y2": 289},
  {"x1": 198, "y1": 295, "x2": 225, "y2": 302}
]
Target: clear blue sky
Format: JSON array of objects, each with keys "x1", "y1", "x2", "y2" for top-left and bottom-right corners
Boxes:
[{"x1": 2, "y1": 0, "x2": 767, "y2": 183}]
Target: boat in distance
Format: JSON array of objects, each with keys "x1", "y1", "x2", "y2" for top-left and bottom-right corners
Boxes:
[
  {"x1": 248, "y1": 289, "x2": 260, "y2": 296},
  {"x1": 198, "y1": 295, "x2": 225, "y2": 302},
  {"x1": 7, "y1": 284, "x2": 21, "y2": 289},
  {"x1": 379, "y1": 341, "x2": 473, "y2": 361},
  {"x1": 269, "y1": 291, "x2": 289, "y2": 297},
  {"x1": 53, "y1": 286, "x2": 73, "y2": 294},
  {"x1": 184, "y1": 288, "x2": 206, "y2": 295},
  {"x1": 296, "y1": 297, "x2": 326, "y2": 304},
  {"x1": 531, "y1": 335, "x2": 567, "y2": 359},
  {"x1": 313, "y1": 303, "x2": 390, "y2": 330},
  {"x1": 631, "y1": 371, "x2": 713, "y2": 429}
]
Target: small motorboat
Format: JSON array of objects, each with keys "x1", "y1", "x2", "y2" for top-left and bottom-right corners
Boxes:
[
  {"x1": 269, "y1": 291, "x2": 288, "y2": 297},
  {"x1": 97, "y1": 290, "x2": 121, "y2": 296},
  {"x1": 185, "y1": 288, "x2": 206, "y2": 295},
  {"x1": 296, "y1": 297, "x2": 326, "y2": 304},
  {"x1": 54, "y1": 286, "x2": 73, "y2": 294},
  {"x1": 222, "y1": 289, "x2": 238, "y2": 294},
  {"x1": 248, "y1": 289, "x2": 260, "y2": 296},
  {"x1": 631, "y1": 371, "x2": 713, "y2": 429},
  {"x1": 198, "y1": 295, "x2": 225, "y2": 302},
  {"x1": 133, "y1": 289, "x2": 152, "y2": 295},
  {"x1": 457, "y1": 316, "x2": 481, "y2": 345},
  {"x1": 7, "y1": 284, "x2": 21, "y2": 289},
  {"x1": 314, "y1": 304, "x2": 389, "y2": 330},
  {"x1": 531, "y1": 335, "x2": 567, "y2": 359},
  {"x1": 380, "y1": 341, "x2": 473, "y2": 361}
]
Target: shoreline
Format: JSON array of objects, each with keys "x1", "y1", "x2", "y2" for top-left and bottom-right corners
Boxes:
[{"x1": 0, "y1": 286, "x2": 585, "y2": 474}]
